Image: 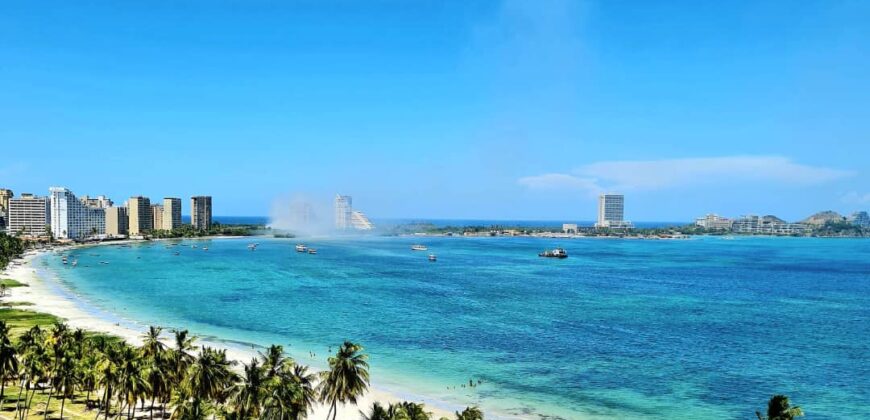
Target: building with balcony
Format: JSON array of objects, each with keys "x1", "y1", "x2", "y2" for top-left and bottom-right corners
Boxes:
[
  {"x1": 128, "y1": 196, "x2": 152, "y2": 236},
  {"x1": 191, "y1": 196, "x2": 212, "y2": 231},
  {"x1": 49, "y1": 187, "x2": 106, "y2": 240},
  {"x1": 6, "y1": 193, "x2": 50, "y2": 238}
]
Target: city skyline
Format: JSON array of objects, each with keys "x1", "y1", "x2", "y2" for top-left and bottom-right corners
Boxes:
[{"x1": 2, "y1": 2, "x2": 869, "y2": 221}]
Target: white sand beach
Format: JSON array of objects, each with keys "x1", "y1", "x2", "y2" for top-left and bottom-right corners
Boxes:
[{"x1": 1, "y1": 247, "x2": 459, "y2": 420}]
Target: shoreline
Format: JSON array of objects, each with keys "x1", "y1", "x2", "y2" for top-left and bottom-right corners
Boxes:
[{"x1": 1, "y1": 243, "x2": 471, "y2": 420}]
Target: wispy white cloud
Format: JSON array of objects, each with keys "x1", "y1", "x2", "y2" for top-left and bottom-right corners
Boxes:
[
  {"x1": 841, "y1": 191, "x2": 870, "y2": 204},
  {"x1": 519, "y1": 156, "x2": 854, "y2": 193}
]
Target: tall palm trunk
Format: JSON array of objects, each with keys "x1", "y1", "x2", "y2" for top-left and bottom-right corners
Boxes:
[
  {"x1": 44, "y1": 387, "x2": 56, "y2": 420},
  {"x1": 14, "y1": 377, "x2": 26, "y2": 418},
  {"x1": 60, "y1": 395, "x2": 66, "y2": 420}
]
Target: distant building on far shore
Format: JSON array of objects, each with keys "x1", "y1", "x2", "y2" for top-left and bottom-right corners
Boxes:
[
  {"x1": 596, "y1": 194, "x2": 632, "y2": 229},
  {"x1": 105, "y1": 207, "x2": 128, "y2": 237},
  {"x1": 191, "y1": 196, "x2": 212, "y2": 231},
  {"x1": 350, "y1": 210, "x2": 374, "y2": 230},
  {"x1": 562, "y1": 223, "x2": 578, "y2": 234},
  {"x1": 151, "y1": 204, "x2": 164, "y2": 231},
  {"x1": 128, "y1": 196, "x2": 152, "y2": 236},
  {"x1": 334, "y1": 194, "x2": 352, "y2": 229},
  {"x1": 849, "y1": 211, "x2": 869, "y2": 228},
  {"x1": 6, "y1": 193, "x2": 50, "y2": 238},
  {"x1": 163, "y1": 198, "x2": 182, "y2": 230},
  {"x1": 695, "y1": 214, "x2": 733, "y2": 230},
  {"x1": 334, "y1": 194, "x2": 375, "y2": 231}
]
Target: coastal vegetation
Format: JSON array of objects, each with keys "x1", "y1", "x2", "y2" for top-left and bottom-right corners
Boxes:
[
  {"x1": 148, "y1": 223, "x2": 264, "y2": 239},
  {"x1": 0, "y1": 311, "x2": 486, "y2": 420},
  {"x1": 0, "y1": 233, "x2": 26, "y2": 270}
]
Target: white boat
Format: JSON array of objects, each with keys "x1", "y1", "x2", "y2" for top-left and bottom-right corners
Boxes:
[
  {"x1": 308, "y1": 248, "x2": 317, "y2": 255},
  {"x1": 428, "y1": 254, "x2": 437, "y2": 262},
  {"x1": 295, "y1": 244, "x2": 307, "y2": 252},
  {"x1": 539, "y1": 248, "x2": 568, "y2": 258},
  {"x1": 71, "y1": 260, "x2": 78, "y2": 267},
  {"x1": 248, "y1": 243, "x2": 258, "y2": 250},
  {"x1": 411, "y1": 245, "x2": 428, "y2": 251},
  {"x1": 203, "y1": 247, "x2": 209, "y2": 251}
]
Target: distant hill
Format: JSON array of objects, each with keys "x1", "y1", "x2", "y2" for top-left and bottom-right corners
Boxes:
[{"x1": 801, "y1": 211, "x2": 845, "y2": 226}]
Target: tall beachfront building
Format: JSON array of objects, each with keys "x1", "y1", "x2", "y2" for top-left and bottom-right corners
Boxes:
[
  {"x1": 49, "y1": 187, "x2": 106, "y2": 240},
  {"x1": 163, "y1": 198, "x2": 182, "y2": 230},
  {"x1": 596, "y1": 194, "x2": 632, "y2": 229},
  {"x1": 334, "y1": 194, "x2": 352, "y2": 229},
  {"x1": 350, "y1": 211, "x2": 374, "y2": 230},
  {"x1": 128, "y1": 196, "x2": 152, "y2": 235},
  {"x1": 151, "y1": 204, "x2": 164, "y2": 231},
  {"x1": 191, "y1": 196, "x2": 212, "y2": 231},
  {"x1": 6, "y1": 193, "x2": 50, "y2": 237},
  {"x1": 105, "y1": 207, "x2": 128, "y2": 237}
]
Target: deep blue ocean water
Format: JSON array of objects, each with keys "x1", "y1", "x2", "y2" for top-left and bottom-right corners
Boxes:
[{"x1": 39, "y1": 236, "x2": 870, "y2": 419}]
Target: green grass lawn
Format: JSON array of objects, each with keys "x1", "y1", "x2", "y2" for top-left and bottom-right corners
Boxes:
[
  {"x1": 0, "y1": 309, "x2": 62, "y2": 338},
  {"x1": 0, "y1": 384, "x2": 102, "y2": 420},
  {"x1": 0, "y1": 279, "x2": 27, "y2": 288}
]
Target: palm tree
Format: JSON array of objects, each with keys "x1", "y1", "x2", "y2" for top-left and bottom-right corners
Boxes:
[
  {"x1": 187, "y1": 347, "x2": 238, "y2": 410},
  {"x1": 399, "y1": 402, "x2": 430, "y2": 420},
  {"x1": 230, "y1": 358, "x2": 266, "y2": 418},
  {"x1": 17, "y1": 325, "x2": 47, "y2": 420},
  {"x1": 756, "y1": 395, "x2": 804, "y2": 420},
  {"x1": 170, "y1": 388, "x2": 211, "y2": 420},
  {"x1": 96, "y1": 343, "x2": 122, "y2": 420},
  {"x1": 360, "y1": 402, "x2": 390, "y2": 420},
  {"x1": 455, "y1": 406, "x2": 483, "y2": 420},
  {"x1": 262, "y1": 363, "x2": 317, "y2": 420},
  {"x1": 142, "y1": 326, "x2": 167, "y2": 359},
  {"x1": 44, "y1": 322, "x2": 71, "y2": 420},
  {"x1": 116, "y1": 344, "x2": 150, "y2": 419},
  {"x1": 172, "y1": 330, "x2": 197, "y2": 383},
  {"x1": 259, "y1": 345, "x2": 288, "y2": 380},
  {"x1": 55, "y1": 355, "x2": 78, "y2": 420},
  {"x1": 287, "y1": 364, "x2": 317, "y2": 417},
  {"x1": 0, "y1": 321, "x2": 18, "y2": 407},
  {"x1": 318, "y1": 341, "x2": 370, "y2": 420}
]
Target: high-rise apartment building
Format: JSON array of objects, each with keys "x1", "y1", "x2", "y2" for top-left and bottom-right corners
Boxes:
[
  {"x1": 128, "y1": 196, "x2": 152, "y2": 235},
  {"x1": 163, "y1": 198, "x2": 182, "y2": 230},
  {"x1": 49, "y1": 187, "x2": 106, "y2": 240},
  {"x1": 191, "y1": 196, "x2": 212, "y2": 231},
  {"x1": 151, "y1": 204, "x2": 164, "y2": 231},
  {"x1": 334, "y1": 194, "x2": 352, "y2": 229},
  {"x1": 6, "y1": 193, "x2": 50, "y2": 237},
  {"x1": 596, "y1": 194, "x2": 632, "y2": 229},
  {"x1": 105, "y1": 207, "x2": 129, "y2": 237}
]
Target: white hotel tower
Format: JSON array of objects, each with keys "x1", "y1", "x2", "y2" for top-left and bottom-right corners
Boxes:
[{"x1": 50, "y1": 187, "x2": 106, "y2": 240}]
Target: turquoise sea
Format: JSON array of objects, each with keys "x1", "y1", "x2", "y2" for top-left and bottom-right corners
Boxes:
[{"x1": 38, "y1": 236, "x2": 870, "y2": 419}]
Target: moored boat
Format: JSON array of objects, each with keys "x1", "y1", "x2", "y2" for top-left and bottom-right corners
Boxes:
[
  {"x1": 411, "y1": 244, "x2": 428, "y2": 251},
  {"x1": 539, "y1": 248, "x2": 568, "y2": 258},
  {"x1": 428, "y1": 254, "x2": 437, "y2": 262},
  {"x1": 308, "y1": 248, "x2": 317, "y2": 255},
  {"x1": 295, "y1": 244, "x2": 307, "y2": 252}
]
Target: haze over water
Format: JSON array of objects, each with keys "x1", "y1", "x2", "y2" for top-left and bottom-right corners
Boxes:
[{"x1": 40, "y1": 236, "x2": 870, "y2": 419}]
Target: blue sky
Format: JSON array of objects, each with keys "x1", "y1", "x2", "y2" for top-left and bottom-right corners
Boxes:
[{"x1": 1, "y1": 1, "x2": 868, "y2": 222}]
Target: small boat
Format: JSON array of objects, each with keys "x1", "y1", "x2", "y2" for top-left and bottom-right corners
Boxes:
[
  {"x1": 428, "y1": 254, "x2": 437, "y2": 262},
  {"x1": 411, "y1": 245, "x2": 428, "y2": 251},
  {"x1": 295, "y1": 244, "x2": 307, "y2": 252},
  {"x1": 192, "y1": 244, "x2": 198, "y2": 249},
  {"x1": 539, "y1": 248, "x2": 568, "y2": 258},
  {"x1": 99, "y1": 261, "x2": 110, "y2": 265},
  {"x1": 203, "y1": 247, "x2": 209, "y2": 251},
  {"x1": 71, "y1": 260, "x2": 78, "y2": 267},
  {"x1": 248, "y1": 243, "x2": 258, "y2": 251},
  {"x1": 174, "y1": 251, "x2": 180, "y2": 256},
  {"x1": 307, "y1": 248, "x2": 317, "y2": 255}
]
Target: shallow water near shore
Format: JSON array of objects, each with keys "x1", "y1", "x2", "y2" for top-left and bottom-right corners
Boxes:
[{"x1": 38, "y1": 236, "x2": 870, "y2": 419}]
